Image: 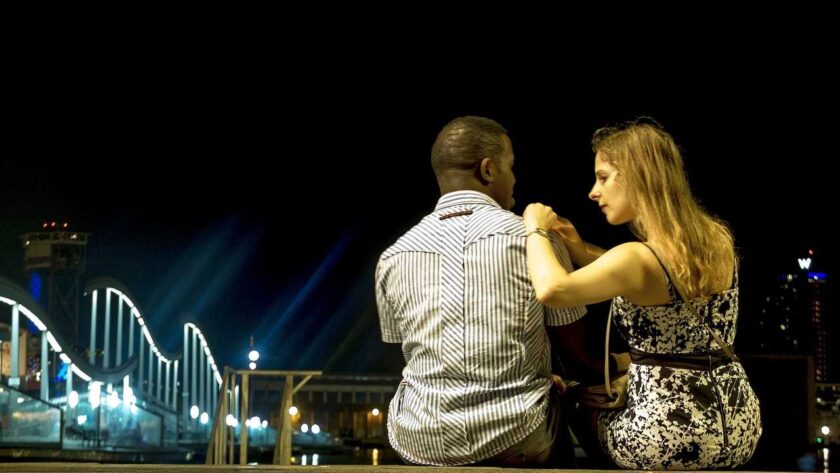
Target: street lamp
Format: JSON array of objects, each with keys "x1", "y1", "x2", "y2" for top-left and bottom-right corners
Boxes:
[
  {"x1": 68, "y1": 390, "x2": 79, "y2": 408},
  {"x1": 225, "y1": 414, "x2": 237, "y2": 427},
  {"x1": 247, "y1": 336, "x2": 259, "y2": 370}
]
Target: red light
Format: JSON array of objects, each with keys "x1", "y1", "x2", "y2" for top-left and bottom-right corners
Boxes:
[
  {"x1": 51, "y1": 221, "x2": 56, "y2": 227},
  {"x1": 42, "y1": 223, "x2": 48, "y2": 228},
  {"x1": 808, "y1": 249, "x2": 814, "y2": 255},
  {"x1": 63, "y1": 222, "x2": 68, "y2": 228}
]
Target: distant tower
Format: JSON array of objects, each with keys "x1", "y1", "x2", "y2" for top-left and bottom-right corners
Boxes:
[
  {"x1": 757, "y1": 249, "x2": 830, "y2": 381},
  {"x1": 808, "y1": 282, "x2": 829, "y2": 383},
  {"x1": 20, "y1": 222, "x2": 91, "y2": 344}
]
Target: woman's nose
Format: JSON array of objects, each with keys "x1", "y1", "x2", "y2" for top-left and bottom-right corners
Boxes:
[{"x1": 589, "y1": 187, "x2": 599, "y2": 201}]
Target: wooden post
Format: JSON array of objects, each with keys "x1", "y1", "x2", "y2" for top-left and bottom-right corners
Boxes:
[
  {"x1": 229, "y1": 373, "x2": 237, "y2": 464},
  {"x1": 239, "y1": 372, "x2": 249, "y2": 465},
  {"x1": 274, "y1": 374, "x2": 294, "y2": 465},
  {"x1": 228, "y1": 423, "x2": 234, "y2": 464},
  {"x1": 205, "y1": 367, "x2": 231, "y2": 464}
]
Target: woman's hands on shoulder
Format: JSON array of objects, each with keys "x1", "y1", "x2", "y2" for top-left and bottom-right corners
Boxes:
[
  {"x1": 523, "y1": 203, "x2": 558, "y2": 232},
  {"x1": 524, "y1": 203, "x2": 593, "y2": 265},
  {"x1": 551, "y1": 215, "x2": 586, "y2": 259}
]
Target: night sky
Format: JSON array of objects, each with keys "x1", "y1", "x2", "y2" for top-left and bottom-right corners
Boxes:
[{"x1": 2, "y1": 58, "x2": 835, "y2": 378}]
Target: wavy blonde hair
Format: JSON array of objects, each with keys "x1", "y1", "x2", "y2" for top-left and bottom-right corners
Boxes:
[{"x1": 592, "y1": 119, "x2": 736, "y2": 299}]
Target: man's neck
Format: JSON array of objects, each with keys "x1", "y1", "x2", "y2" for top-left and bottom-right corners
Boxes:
[{"x1": 438, "y1": 176, "x2": 490, "y2": 199}]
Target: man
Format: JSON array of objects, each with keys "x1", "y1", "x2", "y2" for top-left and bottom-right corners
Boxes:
[{"x1": 375, "y1": 116, "x2": 587, "y2": 467}]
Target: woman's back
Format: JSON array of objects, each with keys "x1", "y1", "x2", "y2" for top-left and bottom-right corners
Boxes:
[
  {"x1": 599, "y1": 249, "x2": 761, "y2": 470},
  {"x1": 614, "y1": 243, "x2": 739, "y2": 353}
]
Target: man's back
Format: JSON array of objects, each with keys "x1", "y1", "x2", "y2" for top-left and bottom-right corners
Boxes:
[{"x1": 376, "y1": 191, "x2": 584, "y2": 465}]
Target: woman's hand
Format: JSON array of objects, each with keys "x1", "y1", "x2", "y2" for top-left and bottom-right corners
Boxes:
[
  {"x1": 551, "y1": 374, "x2": 568, "y2": 395},
  {"x1": 523, "y1": 203, "x2": 558, "y2": 232},
  {"x1": 551, "y1": 216, "x2": 586, "y2": 260}
]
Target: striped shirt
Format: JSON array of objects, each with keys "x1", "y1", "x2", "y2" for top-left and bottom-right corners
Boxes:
[{"x1": 375, "y1": 191, "x2": 585, "y2": 466}]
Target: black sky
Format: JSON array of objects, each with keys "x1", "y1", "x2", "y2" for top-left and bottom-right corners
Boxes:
[{"x1": 2, "y1": 46, "x2": 835, "y2": 375}]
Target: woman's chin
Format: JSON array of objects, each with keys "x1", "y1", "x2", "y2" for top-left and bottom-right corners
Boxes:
[{"x1": 606, "y1": 215, "x2": 630, "y2": 226}]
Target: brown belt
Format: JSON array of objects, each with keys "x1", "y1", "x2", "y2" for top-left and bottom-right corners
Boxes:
[{"x1": 630, "y1": 348, "x2": 735, "y2": 370}]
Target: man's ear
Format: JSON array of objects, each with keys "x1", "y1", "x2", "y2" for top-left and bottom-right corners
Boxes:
[{"x1": 478, "y1": 158, "x2": 494, "y2": 183}]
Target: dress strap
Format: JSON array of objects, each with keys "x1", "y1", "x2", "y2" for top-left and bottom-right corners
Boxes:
[
  {"x1": 732, "y1": 263, "x2": 739, "y2": 289},
  {"x1": 641, "y1": 244, "x2": 740, "y2": 363},
  {"x1": 640, "y1": 242, "x2": 679, "y2": 302}
]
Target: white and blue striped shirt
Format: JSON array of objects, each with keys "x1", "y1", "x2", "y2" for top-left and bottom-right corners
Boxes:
[{"x1": 376, "y1": 190, "x2": 585, "y2": 465}]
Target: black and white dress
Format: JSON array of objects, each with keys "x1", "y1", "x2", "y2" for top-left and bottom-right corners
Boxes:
[{"x1": 598, "y1": 253, "x2": 762, "y2": 470}]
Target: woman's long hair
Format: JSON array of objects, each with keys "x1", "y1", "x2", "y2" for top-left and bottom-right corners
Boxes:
[{"x1": 592, "y1": 119, "x2": 735, "y2": 299}]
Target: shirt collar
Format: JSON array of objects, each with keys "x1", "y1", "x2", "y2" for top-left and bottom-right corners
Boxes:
[{"x1": 435, "y1": 190, "x2": 501, "y2": 212}]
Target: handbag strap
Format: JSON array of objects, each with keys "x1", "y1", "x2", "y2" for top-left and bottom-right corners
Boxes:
[
  {"x1": 671, "y1": 283, "x2": 740, "y2": 363},
  {"x1": 603, "y1": 308, "x2": 613, "y2": 398},
  {"x1": 643, "y1": 243, "x2": 740, "y2": 363}
]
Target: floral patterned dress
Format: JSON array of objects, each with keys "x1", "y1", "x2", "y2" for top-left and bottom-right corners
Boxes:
[{"x1": 598, "y1": 253, "x2": 762, "y2": 470}]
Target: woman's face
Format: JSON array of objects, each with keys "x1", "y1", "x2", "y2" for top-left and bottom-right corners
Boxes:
[{"x1": 589, "y1": 151, "x2": 635, "y2": 225}]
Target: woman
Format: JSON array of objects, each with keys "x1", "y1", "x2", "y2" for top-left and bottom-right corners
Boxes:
[{"x1": 523, "y1": 118, "x2": 761, "y2": 469}]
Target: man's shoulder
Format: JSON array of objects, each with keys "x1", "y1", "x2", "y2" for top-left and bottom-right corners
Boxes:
[
  {"x1": 379, "y1": 215, "x2": 439, "y2": 260},
  {"x1": 379, "y1": 209, "x2": 527, "y2": 260},
  {"x1": 467, "y1": 207, "x2": 526, "y2": 240}
]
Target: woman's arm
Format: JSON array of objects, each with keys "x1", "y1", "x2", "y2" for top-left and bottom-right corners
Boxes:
[
  {"x1": 525, "y1": 203, "x2": 646, "y2": 308},
  {"x1": 551, "y1": 216, "x2": 605, "y2": 267},
  {"x1": 576, "y1": 240, "x2": 607, "y2": 267}
]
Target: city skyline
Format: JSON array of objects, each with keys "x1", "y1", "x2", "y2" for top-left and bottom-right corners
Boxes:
[{"x1": 3, "y1": 80, "x2": 835, "y2": 374}]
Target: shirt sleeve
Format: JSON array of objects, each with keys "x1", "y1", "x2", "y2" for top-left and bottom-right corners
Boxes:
[
  {"x1": 375, "y1": 257, "x2": 403, "y2": 343},
  {"x1": 544, "y1": 233, "x2": 587, "y2": 326}
]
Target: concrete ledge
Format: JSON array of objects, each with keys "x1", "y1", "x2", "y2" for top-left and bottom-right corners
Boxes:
[{"x1": 0, "y1": 464, "x2": 794, "y2": 473}]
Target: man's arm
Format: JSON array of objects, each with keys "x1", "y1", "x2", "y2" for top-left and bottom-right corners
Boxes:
[
  {"x1": 547, "y1": 318, "x2": 614, "y2": 386},
  {"x1": 542, "y1": 232, "x2": 607, "y2": 384},
  {"x1": 375, "y1": 258, "x2": 402, "y2": 344},
  {"x1": 542, "y1": 230, "x2": 627, "y2": 384}
]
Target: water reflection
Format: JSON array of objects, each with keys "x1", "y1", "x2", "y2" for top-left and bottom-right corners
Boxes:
[
  {"x1": 298, "y1": 454, "x2": 319, "y2": 466},
  {"x1": 291, "y1": 447, "x2": 399, "y2": 465}
]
